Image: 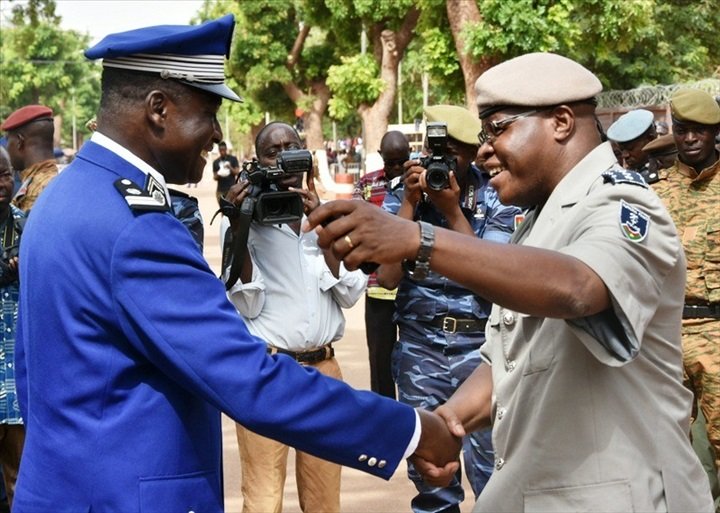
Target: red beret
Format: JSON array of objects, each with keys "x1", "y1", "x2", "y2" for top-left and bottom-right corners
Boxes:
[{"x1": 1, "y1": 105, "x2": 54, "y2": 131}]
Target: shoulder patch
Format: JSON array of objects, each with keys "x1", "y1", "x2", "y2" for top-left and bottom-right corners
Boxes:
[
  {"x1": 602, "y1": 167, "x2": 648, "y2": 189},
  {"x1": 619, "y1": 199, "x2": 650, "y2": 243},
  {"x1": 114, "y1": 178, "x2": 171, "y2": 212}
]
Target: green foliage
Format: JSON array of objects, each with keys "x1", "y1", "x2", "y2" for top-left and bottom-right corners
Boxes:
[
  {"x1": 462, "y1": 0, "x2": 719, "y2": 90},
  {"x1": 0, "y1": 0, "x2": 100, "y2": 147},
  {"x1": 326, "y1": 54, "x2": 384, "y2": 119}
]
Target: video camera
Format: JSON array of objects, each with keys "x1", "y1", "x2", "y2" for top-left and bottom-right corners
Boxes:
[
  {"x1": 240, "y1": 149, "x2": 313, "y2": 225},
  {"x1": 419, "y1": 122, "x2": 457, "y2": 191}
]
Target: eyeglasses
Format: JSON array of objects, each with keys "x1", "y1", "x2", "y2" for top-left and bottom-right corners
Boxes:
[{"x1": 478, "y1": 109, "x2": 540, "y2": 145}]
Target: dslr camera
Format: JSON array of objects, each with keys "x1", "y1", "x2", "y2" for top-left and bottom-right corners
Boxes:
[
  {"x1": 419, "y1": 122, "x2": 457, "y2": 191},
  {"x1": 240, "y1": 149, "x2": 313, "y2": 225}
]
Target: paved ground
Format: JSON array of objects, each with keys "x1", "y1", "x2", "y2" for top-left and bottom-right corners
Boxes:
[{"x1": 189, "y1": 163, "x2": 474, "y2": 513}]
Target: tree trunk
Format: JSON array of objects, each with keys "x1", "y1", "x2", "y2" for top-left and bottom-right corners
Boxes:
[
  {"x1": 446, "y1": 0, "x2": 497, "y2": 115},
  {"x1": 282, "y1": 24, "x2": 328, "y2": 151},
  {"x1": 304, "y1": 82, "x2": 330, "y2": 151},
  {"x1": 360, "y1": 9, "x2": 420, "y2": 154}
]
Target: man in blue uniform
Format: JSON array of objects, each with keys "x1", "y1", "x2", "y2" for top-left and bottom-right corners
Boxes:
[
  {"x1": 13, "y1": 15, "x2": 459, "y2": 513},
  {"x1": 378, "y1": 105, "x2": 521, "y2": 513}
]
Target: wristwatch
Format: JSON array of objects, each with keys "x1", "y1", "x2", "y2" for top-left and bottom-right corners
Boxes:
[{"x1": 403, "y1": 221, "x2": 434, "y2": 281}]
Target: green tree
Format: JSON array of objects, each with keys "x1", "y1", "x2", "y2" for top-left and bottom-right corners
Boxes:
[
  {"x1": 0, "y1": 0, "x2": 100, "y2": 149},
  {"x1": 462, "y1": 0, "x2": 720, "y2": 91},
  {"x1": 323, "y1": 0, "x2": 421, "y2": 152},
  {"x1": 200, "y1": 0, "x2": 353, "y2": 151}
]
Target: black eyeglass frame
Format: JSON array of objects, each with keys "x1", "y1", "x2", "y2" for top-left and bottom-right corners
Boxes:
[{"x1": 477, "y1": 109, "x2": 540, "y2": 145}]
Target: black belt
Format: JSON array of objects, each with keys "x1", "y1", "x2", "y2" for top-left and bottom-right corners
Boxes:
[
  {"x1": 428, "y1": 316, "x2": 485, "y2": 333},
  {"x1": 683, "y1": 304, "x2": 720, "y2": 319},
  {"x1": 267, "y1": 344, "x2": 335, "y2": 364}
]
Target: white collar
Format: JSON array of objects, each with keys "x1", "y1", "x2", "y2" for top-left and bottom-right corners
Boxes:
[{"x1": 91, "y1": 131, "x2": 171, "y2": 205}]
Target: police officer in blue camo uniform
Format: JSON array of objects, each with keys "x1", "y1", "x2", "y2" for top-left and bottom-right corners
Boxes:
[
  {"x1": 12, "y1": 16, "x2": 461, "y2": 512},
  {"x1": 169, "y1": 188, "x2": 204, "y2": 251},
  {"x1": 606, "y1": 109, "x2": 658, "y2": 184},
  {"x1": 379, "y1": 105, "x2": 521, "y2": 513}
]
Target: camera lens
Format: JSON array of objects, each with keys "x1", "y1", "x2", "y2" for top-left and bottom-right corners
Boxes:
[{"x1": 426, "y1": 161, "x2": 450, "y2": 190}]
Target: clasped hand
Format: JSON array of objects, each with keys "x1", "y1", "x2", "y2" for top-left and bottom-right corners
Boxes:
[{"x1": 412, "y1": 406, "x2": 467, "y2": 487}]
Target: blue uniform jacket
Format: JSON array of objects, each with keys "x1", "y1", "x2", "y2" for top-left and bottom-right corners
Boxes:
[{"x1": 14, "y1": 141, "x2": 415, "y2": 512}]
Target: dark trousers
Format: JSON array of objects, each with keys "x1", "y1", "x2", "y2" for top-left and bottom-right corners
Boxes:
[
  {"x1": 0, "y1": 424, "x2": 24, "y2": 510},
  {"x1": 364, "y1": 296, "x2": 397, "y2": 399}
]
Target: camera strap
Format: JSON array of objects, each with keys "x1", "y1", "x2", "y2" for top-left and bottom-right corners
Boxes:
[{"x1": 221, "y1": 196, "x2": 255, "y2": 290}]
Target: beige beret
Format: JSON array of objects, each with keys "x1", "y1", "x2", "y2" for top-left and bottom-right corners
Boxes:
[
  {"x1": 475, "y1": 52, "x2": 602, "y2": 118},
  {"x1": 641, "y1": 133, "x2": 676, "y2": 156},
  {"x1": 424, "y1": 104, "x2": 482, "y2": 146},
  {"x1": 670, "y1": 88, "x2": 720, "y2": 125}
]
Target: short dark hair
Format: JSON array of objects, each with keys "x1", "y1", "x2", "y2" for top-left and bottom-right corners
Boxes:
[
  {"x1": 99, "y1": 68, "x2": 190, "y2": 114},
  {"x1": 218, "y1": 141, "x2": 227, "y2": 148}
]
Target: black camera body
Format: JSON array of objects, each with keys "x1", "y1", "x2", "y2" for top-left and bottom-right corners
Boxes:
[
  {"x1": 419, "y1": 122, "x2": 457, "y2": 191},
  {"x1": 241, "y1": 149, "x2": 313, "y2": 225},
  {"x1": 0, "y1": 244, "x2": 19, "y2": 288}
]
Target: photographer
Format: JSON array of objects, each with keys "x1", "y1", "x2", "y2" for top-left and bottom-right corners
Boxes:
[
  {"x1": 220, "y1": 121, "x2": 367, "y2": 513},
  {"x1": 377, "y1": 105, "x2": 521, "y2": 513},
  {"x1": 212, "y1": 140, "x2": 239, "y2": 208},
  {"x1": 0, "y1": 147, "x2": 25, "y2": 509}
]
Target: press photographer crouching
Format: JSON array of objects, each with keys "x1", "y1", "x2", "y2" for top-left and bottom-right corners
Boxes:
[{"x1": 219, "y1": 121, "x2": 368, "y2": 513}]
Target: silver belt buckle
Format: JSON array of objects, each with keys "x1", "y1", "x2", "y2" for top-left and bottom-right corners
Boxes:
[{"x1": 442, "y1": 317, "x2": 457, "y2": 333}]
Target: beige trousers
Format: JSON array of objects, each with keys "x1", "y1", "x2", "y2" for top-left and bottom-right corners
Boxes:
[{"x1": 236, "y1": 357, "x2": 342, "y2": 513}]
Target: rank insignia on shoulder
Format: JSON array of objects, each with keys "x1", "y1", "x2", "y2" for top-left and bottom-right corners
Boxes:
[
  {"x1": 114, "y1": 178, "x2": 171, "y2": 212},
  {"x1": 602, "y1": 167, "x2": 648, "y2": 189},
  {"x1": 619, "y1": 199, "x2": 650, "y2": 243}
]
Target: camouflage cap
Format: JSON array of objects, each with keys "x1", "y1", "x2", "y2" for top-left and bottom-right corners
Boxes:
[
  {"x1": 670, "y1": 88, "x2": 720, "y2": 125},
  {"x1": 641, "y1": 133, "x2": 676, "y2": 156},
  {"x1": 424, "y1": 104, "x2": 482, "y2": 146},
  {"x1": 475, "y1": 52, "x2": 602, "y2": 118}
]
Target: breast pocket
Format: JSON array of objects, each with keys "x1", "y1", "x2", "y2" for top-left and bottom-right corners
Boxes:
[
  {"x1": 523, "y1": 479, "x2": 633, "y2": 512},
  {"x1": 519, "y1": 315, "x2": 555, "y2": 376},
  {"x1": 139, "y1": 471, "x2": 222, "y2": 513},
  {"x1": 704, "y1": 222, "x2": 720, "y2": 302}
]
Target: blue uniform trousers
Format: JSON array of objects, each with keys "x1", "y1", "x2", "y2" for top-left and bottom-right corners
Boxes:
[{"x1": 393, "y1": 336, "x2": 494, "y2": 513}]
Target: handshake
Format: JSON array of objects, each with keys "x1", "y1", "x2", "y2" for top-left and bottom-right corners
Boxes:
[{"x1": 412, "y1": 406, "x2": 467, "y2": 487}]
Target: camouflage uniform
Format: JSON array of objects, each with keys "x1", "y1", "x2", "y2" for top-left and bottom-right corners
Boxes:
[
  {"x1": 12, "y1": 159, "x2": 58, "y2": 212},
  {"x1": 653, "y1": 157, "x2": 720, "y2": 468},
  {"x1": 383, "y1": 165, "x2": 521, "y2": 513},
  {"x1": 168, "y1": 188, "x2": 204, "y2": 252}
]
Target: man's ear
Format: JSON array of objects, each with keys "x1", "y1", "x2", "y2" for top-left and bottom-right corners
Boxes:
[
  {"x1": 145, "y1": 90, "x2": 169, "y2": 132},
  {"x1": 550, "y1": 105, "x2": 575, "y2": 142},
  {"x1": 12, "y1": 132, "x2": 25, "y2": 151}
]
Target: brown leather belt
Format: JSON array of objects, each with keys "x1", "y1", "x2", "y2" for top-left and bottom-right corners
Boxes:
[
  {"x1": 683, "y1": 304, "x2": 720, "y2": 319},
  {"x1": 428, "y1": 316, "x2": 485, "y2": 333},
  {"x1": 267, "y1": 343, "x2": 335, "y2": 364}
]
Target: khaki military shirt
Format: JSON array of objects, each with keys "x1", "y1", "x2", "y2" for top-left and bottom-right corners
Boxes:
[
  {"x1": 653, "y1": 157, "x2": 720, "y2": 305},
  {"x1": 13, "y1": 158, "x2": 58, "y2": 212},
  {"x1": 476, "y1": 143, "x2": 712, "y2": 512}
]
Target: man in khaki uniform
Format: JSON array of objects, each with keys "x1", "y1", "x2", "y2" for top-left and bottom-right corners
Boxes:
[
  {"x1": 653, "y1": 89, "x2": 720, "y2": 495},
  {"x1": 304, "y1": 52, "x2": 712, "y2": 512}
]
